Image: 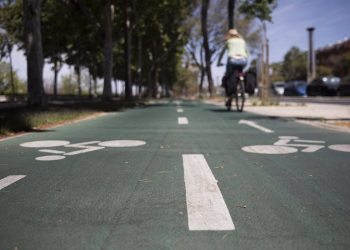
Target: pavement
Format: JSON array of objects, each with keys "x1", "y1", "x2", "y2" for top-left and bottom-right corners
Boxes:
[
  {"x1": 206, "y1": 98, "x2": 350, "y2": 133},
  {"x1": 1, "y1": 99, "x2": 350, "y2": 249}
]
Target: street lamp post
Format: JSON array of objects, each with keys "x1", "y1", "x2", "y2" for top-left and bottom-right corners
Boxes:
[{"x1": 307, "y1": 27, "x2": 316, "y2": 83}]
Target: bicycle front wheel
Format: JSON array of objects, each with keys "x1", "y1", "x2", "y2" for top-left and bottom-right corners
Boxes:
[{"x1": 235, "y1": 79, "x2": 245, "y2": 112}]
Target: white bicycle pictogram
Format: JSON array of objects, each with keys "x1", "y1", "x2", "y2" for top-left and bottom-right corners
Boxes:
[
  {"x1": 20, "y1": 140, "x2": 146, "y2": 161},
  {"x1": 242, "y1": 136, "x2": 350, "y2": 154}
]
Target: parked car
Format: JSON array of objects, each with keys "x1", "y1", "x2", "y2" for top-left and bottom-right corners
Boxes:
[
  {"x1": 271, "y1": 81, "x2": 285, "y2": 96},
  {"x1": 307, "y1": 76, "x2": 341, "y2": 96},
  {"x1": 338, "y1": 78, "x2": 350, "y2": 96},
  {"x1": 284, "y1": 81, "x2": 307, "y2": 96}
]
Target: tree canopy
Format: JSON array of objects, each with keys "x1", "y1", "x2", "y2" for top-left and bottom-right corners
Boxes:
[{"x1": 0, "y1": 0, "x2": 276, "y2": 103}]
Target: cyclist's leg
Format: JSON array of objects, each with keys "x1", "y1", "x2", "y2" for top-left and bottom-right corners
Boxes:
[{"x1": 224, "y1": 60, "x2": 235, "y2": 97}]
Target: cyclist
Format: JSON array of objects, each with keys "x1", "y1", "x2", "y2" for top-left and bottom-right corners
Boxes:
[{"x1": 218, "y1": 29, "x2": 249, "y2": 106}]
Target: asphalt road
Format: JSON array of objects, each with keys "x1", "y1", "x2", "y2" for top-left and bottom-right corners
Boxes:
[{"x1": 1, "y1": 100, "x2": 350, "y2": 250}]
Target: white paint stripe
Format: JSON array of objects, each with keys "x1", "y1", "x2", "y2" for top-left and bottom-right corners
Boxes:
[
  {"x1": 39, "y1": 149, "x2": 66, "y2": 154},
  {"x1": 0, "y1": 175, "x2": 26, "y2": 190},
  {"x1": 174, "y1": 101, "x2": 182, "y2": 106},
  {"x1": 178, "y1": 117, "x2": 189, "y2": 125},
  {"x1": 183, "y1": 154, "x2": 235, "y2": 231},
  {"x1": 239, "y1": 120, "x2": 274, "y2": 133},
  {"x1": 295, "y1": 139, "x2": 325, "y2": 144},
  {"x1": 177, "y1": 108, "x2": 184, "y2": 113}
]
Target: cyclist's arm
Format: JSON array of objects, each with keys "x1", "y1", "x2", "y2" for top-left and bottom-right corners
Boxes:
[{"x1": 217, "y1": 45, "x2": 226, "y2": 66}]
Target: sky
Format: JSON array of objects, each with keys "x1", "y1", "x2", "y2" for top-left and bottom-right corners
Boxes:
[
  {"x1": 267, "y1": 0, "x2": 350, "y2": 63},
  {"x1": 6, "y1": 0, "x2": 350, "y2": 85}
]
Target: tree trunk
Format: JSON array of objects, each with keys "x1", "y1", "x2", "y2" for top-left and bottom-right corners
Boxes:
[
  {"x1": 199, "y1": 67, "x2": 205, "y2": 95},
  {"x1": 147, "y1": 66, "x2": 153, "y2": 98},
  {"x1": 201, "y1": 0, "x2": 214, "y2": 97},
  {"x1": 124, "y1": 0, "x2": 132, "y2": 100},
  {"x1": 102, "y1": 1, "x2": 113, "y2": 101},
  {"x1": 93, "y1": 76, "x2": 97, "y2": 96},
  {"x1": 8, "y1": 45, "x2": 15, "y2": 100},
  {"x1": 23, "y1": 0, "x2": 44, "y2": 107},
  {"x1": 152, "y1": 67, "x2": 159, "y2": 98},
  {"x1": 88, "y1": 71, "x2": 92, "y2": 99},
  {"x1": 53, "y1": 58, "x2": 61, "y2": 100},
  {"x1": 261, "y1": 22, "x2": 269, "y2": 104},
  {"x1": 75, "y1": 65, "x2": 81, "y2": 97},
  {"x1": 137, "y1": 33, "x2": 142, "y2": 97},
  {"x1": 228, "y1": 0, "x2": 236, "y2": 29}
]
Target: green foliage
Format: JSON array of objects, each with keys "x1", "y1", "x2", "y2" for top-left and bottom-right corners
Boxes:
[
  {"x1": 0, "y1": 0, "x2": 205, "y2": 98},
  {"x1": 60, "y1": 74, "x2": 78, "y2": 95},
  {"x1": 239, "y1": 0, "x2": 277, "y2": 22},
  {"x1": 0, "y1": 61, "x2": 26, "y2": 94},
  {"x1": 270, "y1": 62, "x2": 284, "y2": 82},
  {"x1": 0, "y1": 108, "x2": 95, "y2": 135},
  {"x1": 0, "y1": 0, "x2": 23, "y2": 46},
  {"x1": 282, "y1": 46, "x2": 307, "y2": 81},
  {"x1": 333, "y1": 51, "x2": 350, "y2": 77},
  {"x1": 173, "y1": 64, "x2": 198, "y2": 96},
  {"x1": 317, "y1": 65, "x2": 333, "y2": 77}
]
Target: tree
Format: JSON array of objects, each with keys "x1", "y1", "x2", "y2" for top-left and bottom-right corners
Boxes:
[
  {"x1": 2, "y1": 0, "x2": 194, "y2": 101},
  {"x1": 239, "y1": 0, "x2": 277, "y2": 103},
  {"x1": 23, "y1": 0, "x2": 45, "y2": 107},
  {"x1": 201, "y1": 0, "x2": 214, "y2": 97},
  {"x1": 186, "y1": 0, "x2": 261, "y2": 96},
  {"x1": 0, "y1": 31, "x2": 15, "y2": 98},
  {"x1": 0, "y1": 61, "x2": 26, "y2": 94},
  {"x1": 228, "y1": 0, "x2": 236, "y2": 29},
  {"x1": 124, "y1": 0, "x2": 132, "y2": 100},
  {"x1": 282, "y1": 46, "x2": 307, "y2": 81},
  {"x1": 270, "y1": 62, "x2": 284, "y2": 83},
  {"x1": 60, "y1": 74, "x2": 77, "y2": 95}
]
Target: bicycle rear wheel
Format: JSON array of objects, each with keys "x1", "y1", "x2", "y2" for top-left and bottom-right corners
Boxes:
[{"x1": 235, "y1": 79, "x2": 245, "y2": 112}]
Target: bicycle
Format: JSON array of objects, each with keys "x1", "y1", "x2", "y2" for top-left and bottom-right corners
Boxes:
[
  {"x1": 225, "y1": 69, "x2": 245, "y2": 112},
  {"x1": 20, "y1": 139, "x2": 147, "y2": 161},
  {"x1": 241, "y1": 136, "x2": 350, "y2": 154}
]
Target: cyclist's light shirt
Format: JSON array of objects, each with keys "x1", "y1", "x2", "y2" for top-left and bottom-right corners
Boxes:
[{"x1": 226, "y1": 37, "x2": 248, "y2": 59}]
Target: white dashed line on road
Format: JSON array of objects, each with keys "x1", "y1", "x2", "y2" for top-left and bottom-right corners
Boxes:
[
  {"x1": 178, "y1": 117, "x2": 189, "y2": 125},
  {"x1": 182, "y1": 154, "x2": 235, "y2": 231},
  {"x1": 177, "y1": 108, "x2": 184, "y2": 113},
  {"x1": 174, "y1": 100, "x2": 182, "y2": 106},
  {"x1": 0, "y1": 175, "x2": 26, "y2": 191}
]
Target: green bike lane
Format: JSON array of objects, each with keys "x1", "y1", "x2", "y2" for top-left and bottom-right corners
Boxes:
[{"x1": 0, "y1": 100, "x2": 349, "y2": 249}]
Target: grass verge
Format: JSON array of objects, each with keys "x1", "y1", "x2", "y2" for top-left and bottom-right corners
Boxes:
[{"x1": 0, "y1": 99, "x2": 143, "y2": 138}]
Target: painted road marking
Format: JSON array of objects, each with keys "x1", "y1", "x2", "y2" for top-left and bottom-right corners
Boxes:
[
  {"x1": 274, "y1": 136, "x2": 325, "y2": 153},
  {"x1": 177, "y1": 108, "x2": 184, "y2": 113},
  {"x1": 64, "y1": 141, "x2": 104, "y2": 155},
  {"x1": 242, "y1": 136, "x2": 333, "y2": 154},
  {"x1": 20, "y1": 140, "x2": 147, "y2": 161},
  {"x1": 0, "y1": 175, "x2": 26, "y2": 190},
  {"x1": 242, "y1": 145, "x2": 298, "y2": 154},
  {"x1": 239, "y1": 120, "x2": 274, "y2": 133},
  {"x1": 295, "y1": 139, "x2": 325, "y2": 144},
  {"x1": 20, "y1": 140, "x2": 70, "y2": 148},
  {"x1": 98, "y1": 140, "x2": 146, "y2": 147},
  {"x1": 36, "y1": 155, "x2": 66, "y2": 161},
  {"x1": 182, "y1": 154, "x2": 235, "y2": 231},
  {"x1": 39, "y1": 149, "x2": 65, "y2": 154},
  {"x1": 329, "y1": 144, "x2": 350, "y2": 153},
  {"x1": 174, "y1": 100, "x2": 182, "y2": 106},
  {"x1": 178, "y1": 117, "x2": 189, "y2": 125}
]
